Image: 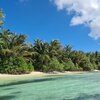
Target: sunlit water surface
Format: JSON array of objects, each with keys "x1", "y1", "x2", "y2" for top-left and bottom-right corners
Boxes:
[{"x1": 0, "y1": 72, "x2": 100, "y2": 100}]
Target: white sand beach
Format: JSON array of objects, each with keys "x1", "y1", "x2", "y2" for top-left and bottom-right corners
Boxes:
[{"x1": 0, "y1": 71, "x2": 83, "y2": 79}]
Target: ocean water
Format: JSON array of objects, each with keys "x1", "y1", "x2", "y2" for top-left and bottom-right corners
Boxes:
[{"x1": 0, "y1": 72, "x2": 100, "y2": 100}]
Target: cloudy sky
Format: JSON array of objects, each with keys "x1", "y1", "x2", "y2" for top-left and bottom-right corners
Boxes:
[{"x1": 0, "y1": 0, "x2": 100, "y2": 51}]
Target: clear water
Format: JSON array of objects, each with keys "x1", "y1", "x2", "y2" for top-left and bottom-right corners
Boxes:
[{"x1": 0, "y1": 72, "x2": 100, "y2": 100}]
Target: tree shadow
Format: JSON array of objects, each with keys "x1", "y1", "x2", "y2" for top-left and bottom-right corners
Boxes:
[
  {"x1": 3, "y1": 87, "x2": 14, "y2": 90},
  {"x1": 0, "y1": 77, "x2": 59, "y2": 87},
  {"x1": 63, "y1": 93, "x2": 100, "y2": 100},
  {"x1": 0, "y1": 95, "x2": 16, "y2": 100},
  {"x1": 0, "y1": 91, "x2": 21, "y2": 100},
  {"x1": 10, "y1": 91, "x2": 21, "y2": 95}
]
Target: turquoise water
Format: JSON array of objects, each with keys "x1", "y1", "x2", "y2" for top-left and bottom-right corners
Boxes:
[{"x1": 0, "y1": 72, "x2": 100, "y2": 100}]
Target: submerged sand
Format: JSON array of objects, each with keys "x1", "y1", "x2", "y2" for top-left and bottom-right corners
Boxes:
[{"x1": 0, "y1": 71, "x2": 89, "y2": 85}]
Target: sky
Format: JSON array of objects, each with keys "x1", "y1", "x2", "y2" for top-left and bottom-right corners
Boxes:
[{"x1": 0, "y1": 0, "x2": 100, "y2": 52}]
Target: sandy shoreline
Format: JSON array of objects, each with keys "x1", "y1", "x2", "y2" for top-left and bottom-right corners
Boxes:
[
  {"x1": 0, "y1": 71, "x2": 83, "y2": 78},
  {"x1": 0, "y1": 71, "x2": 96, "y2": 85}
]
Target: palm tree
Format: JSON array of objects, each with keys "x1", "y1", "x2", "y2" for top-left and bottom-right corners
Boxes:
[
  {"x1": 70, "y1": 50, "x2": 86, "y2": 65},
  {"x1": 0, "y1": 9, "x2": 4, "y2": 30},
  {"x1": 0, "y1": 30, "x2": 33, "y2": 74},
  {"x1": 0, "y1": 30, "x2": 32, "y2": 58},
  {"x1": 32, "y1": 39, "x2": 50, "y2": 71},
  {"x1": 49, "y1": 40, "x2": 62, "y2": 58},
  {"x1": 62, "y1": 45, "x2": 72, "y2": 62}
]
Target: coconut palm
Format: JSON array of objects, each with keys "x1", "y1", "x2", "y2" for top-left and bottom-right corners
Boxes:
[
  {"x1": 32, "y1": 39, "x2": 50, "y2": 70},
  {"x1": 49, "y1": 40, "x2": 62, "y2": 58},
  {"x1": 0, "y1": 30, "x2": 32, "y2": 58},
  {"x1": 0, "y1": 30, "x2": 33, "y2": 74},
  {"x1": 0, "y1": 9, "x2": 4, "y2": 30}
]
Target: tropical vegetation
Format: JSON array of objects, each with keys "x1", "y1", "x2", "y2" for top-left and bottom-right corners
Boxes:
[
  {"x1": 0, "y1": 30, "x2": 100, "y2": 74},
  {"x1": 0, "y1": 10, "x2": 100, "y2": 74}
]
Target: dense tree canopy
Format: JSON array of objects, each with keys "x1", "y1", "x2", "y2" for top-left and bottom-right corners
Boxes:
[
  {"x1": 0, "y1": 30, "x2": 33, "y2": 74},
  {"x1": 0, "y1": 30, "x2": 100, "y2": 74}
]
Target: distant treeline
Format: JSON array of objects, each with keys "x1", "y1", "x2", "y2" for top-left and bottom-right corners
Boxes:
[{"x1": 0, "y1": 30, "x2": 100, "y2": 74}]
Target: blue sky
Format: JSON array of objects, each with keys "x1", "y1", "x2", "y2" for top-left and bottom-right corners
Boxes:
[{"x1": 0, "y1": 0, "x2": 100, "y2": 52}]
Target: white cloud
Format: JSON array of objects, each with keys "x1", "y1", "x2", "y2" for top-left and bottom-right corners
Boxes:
[{"x1": 52, "y1": 0, "x2": 100, "y2": 39}]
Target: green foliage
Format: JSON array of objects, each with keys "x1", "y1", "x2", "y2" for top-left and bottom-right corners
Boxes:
[
  {"x1": 74, "y1": 63, "x2": 83, "y2": 71},
  {"x1": 0, "y1": 9, "x2": 4, "y2": 30},
  {"x1": 44, "y1": 58, "x2": 64, "y2": 72},
  {"x1": 13, "y1": 57, "x2": 34, "y2": 74},
  {"x1": 92, "y1": 63, "x2": 98, "y2": 70},
  {"x1": 0, "y1": 30, "x2": 34, "y2": 74},
  {"x1": 79, "y1": 58, "x2": 93, "y2": 71},
  {"x1": 97, "y1": 63, "x2": 100, "y2": 70},
  {"x1": 0, "y1": 10, "x2": 99, "y2": 74},
  {"x1": 63, "y1": 59, "x2": 78, "y2": 71},
  {"x1": 0, "y1": 57, "x2": 34, "y2": 74},
  {"x1": 42, "y1": 65, "x2": 49, "y2": 72},
  {"x1": 32, "y1": 39, "x2": 50, "y2": 71},
  {"x1": 0, "y1": 30, "x2": 100, "y2": 74}
]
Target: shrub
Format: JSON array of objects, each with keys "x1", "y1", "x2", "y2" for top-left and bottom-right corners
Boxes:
[
  {"x1": 92, "y1": 63, "x2": 98, "y2": 70},
  {"x1": 0, "y1": 57, "x2": 34, "y2": 74},
  {"x1": 27, "y1": 62, "x2": 34, "y2": 72},
  {"x1": 43, "y1": 58, "x2": 64, "y2": 72},
  {"x1": 42, "y1": 65, "x2": 49, "y2": 72},
  {"x1": 97, "y1": 63, "x2": 100, "y2": 70},
  {"x1": 63, "y1": 59, "x2": 78, "y2": 71},
  {"x1": 79, "y1": 58, "x2": 93, "y2": 71},
  {"x1": 75, "y1": 63, "x2": 83, "y2": 71}
]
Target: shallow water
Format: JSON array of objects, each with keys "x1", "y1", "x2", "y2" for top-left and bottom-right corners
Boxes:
[{"x1": 0, "y1": 72, "x2": 100, "y2": 100}]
